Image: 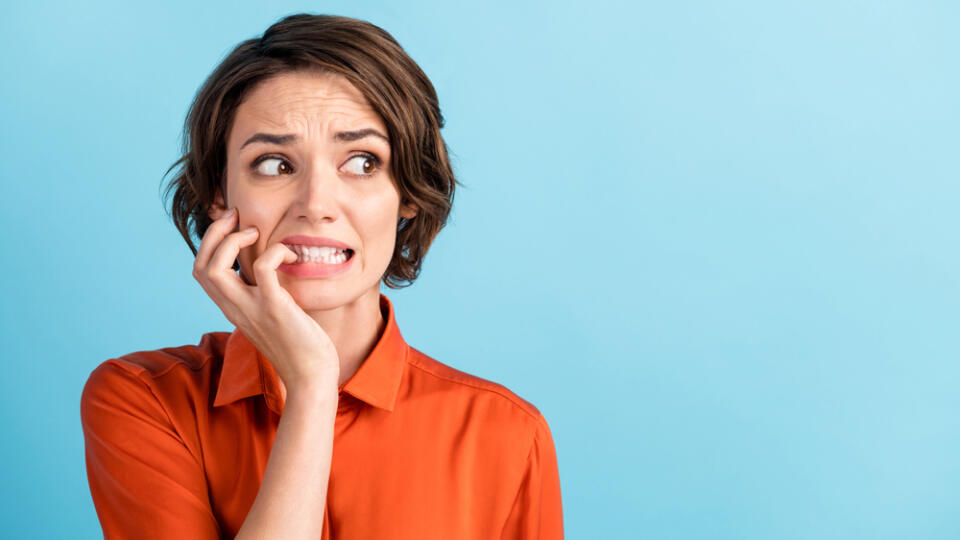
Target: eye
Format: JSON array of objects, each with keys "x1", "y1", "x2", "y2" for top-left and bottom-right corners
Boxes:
[
  {"x1": 342, "y1": 153, "x2": 382, "y2": 177},
  {"x1": 252, "y1": 156, "x2": 294, "y2": 176}
]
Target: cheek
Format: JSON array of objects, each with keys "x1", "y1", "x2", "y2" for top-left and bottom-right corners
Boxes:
[
  {"x1": 361, "y1": 203, "x2": 400, "y2": 250},
  {"x1": 234, "y1": 190, "x2": 286, "y2": 240},
  {"x1": 360, "y1": 185, "x2": 401, "y2": 239}
]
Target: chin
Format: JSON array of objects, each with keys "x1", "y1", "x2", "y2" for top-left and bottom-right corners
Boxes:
[{"x1": 282, "y1": 282, "x2": 349, "y2": 309}]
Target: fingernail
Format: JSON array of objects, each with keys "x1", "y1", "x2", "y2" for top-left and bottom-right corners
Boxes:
[
  {"x1": 223, "y1": 208, "x2": 236, "y2": 218},
  {"x1": 243, "y1": 226, "x2": 258, "y2": 234}
]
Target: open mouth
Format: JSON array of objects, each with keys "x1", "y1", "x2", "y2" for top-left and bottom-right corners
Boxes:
[{"x1": 285, "y1": 244, "x2": 355, "y2": 265}]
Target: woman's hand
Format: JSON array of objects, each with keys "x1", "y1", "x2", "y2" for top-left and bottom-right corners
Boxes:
[{"x1": 192, "y1": 207, "x2": 340, "y2": 398}]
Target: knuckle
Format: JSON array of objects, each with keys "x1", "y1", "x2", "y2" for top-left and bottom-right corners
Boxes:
[
  {"x1": 207, "y1": 269, "x2": 225, "y2": 286},
  {"x1": 252, "y1": 257, "x2": 270, "y2": 273}
]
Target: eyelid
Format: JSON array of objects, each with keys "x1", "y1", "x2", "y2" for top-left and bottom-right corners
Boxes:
[
  {"x1": 249, "y1": 151, "x2": 383, "y2": 176},
  {"x1": 342, "y1": 152, "x2": 382, "y2": 176},
  {"x1": 250, "y1": 154, "x2": 291, "y2": 176}
]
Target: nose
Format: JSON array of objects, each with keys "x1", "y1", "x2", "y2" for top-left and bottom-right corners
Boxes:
[{"x1": 293, "y1": 163, "x2": 341, "y2": 224}]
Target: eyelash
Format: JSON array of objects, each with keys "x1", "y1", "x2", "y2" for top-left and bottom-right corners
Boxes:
[{"x1": 250, "y1": 152, "x2": 383, "y2": 177}]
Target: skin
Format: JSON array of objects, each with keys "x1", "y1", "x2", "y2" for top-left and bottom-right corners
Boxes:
[
  {"x1": 194, "y1": 70, "x2": 418, "y2": 538},
  {"x1": 205, "y1": 69, "x2": 418, "y2": 397}
]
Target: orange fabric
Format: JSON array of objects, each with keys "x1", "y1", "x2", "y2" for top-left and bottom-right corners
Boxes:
[{"x1": 81, "y1": 293, "x2": 563, "y2": 539}]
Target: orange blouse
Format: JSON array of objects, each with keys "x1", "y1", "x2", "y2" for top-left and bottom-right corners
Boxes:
[{"x1": 80, "y1": 293, "x2": 563, "y2": 539}]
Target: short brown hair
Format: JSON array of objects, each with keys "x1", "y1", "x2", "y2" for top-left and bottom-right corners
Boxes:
[{"x1": 161, "y1": 13, "x2": 460, "y2": 288}]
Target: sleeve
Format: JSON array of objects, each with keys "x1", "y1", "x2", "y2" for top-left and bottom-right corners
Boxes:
[
  {"x1": 499, "y1": 415, "x2": 564, "y2": 539},
  {"x1": 80, "y1": 361, "x2": 222, "y2": 540}
]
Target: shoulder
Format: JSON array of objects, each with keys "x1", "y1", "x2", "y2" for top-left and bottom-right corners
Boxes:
[
  {"x1": 403, "y1": 346, "x2": 552, "y2": 435},
  {"x1": 91, "y1": 331, "x2": 229, "y2": 379},
  {"x1": 81, "y1": 331, "x2": 230, "y2": 411}
]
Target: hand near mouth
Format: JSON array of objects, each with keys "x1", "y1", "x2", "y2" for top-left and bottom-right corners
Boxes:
[{"x1": 193, "y1": 208, "x2": 340, "y2": 399}]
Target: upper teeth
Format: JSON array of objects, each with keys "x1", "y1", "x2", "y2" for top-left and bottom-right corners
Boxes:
[{"x1": 286, "y1": 244, "x2": 349, "y2": 261}]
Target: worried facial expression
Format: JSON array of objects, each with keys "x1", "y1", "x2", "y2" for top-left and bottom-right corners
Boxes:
[{"x1": 210, "y1": 70, "x2": 417, "y2": 310}]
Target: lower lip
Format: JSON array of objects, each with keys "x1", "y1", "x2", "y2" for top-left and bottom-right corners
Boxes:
[{"x1": 278, "y1": 252, "x2": 355, "y2": 278}]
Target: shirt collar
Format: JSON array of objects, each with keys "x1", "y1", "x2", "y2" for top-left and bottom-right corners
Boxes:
[{"x1": 213, "y1": 293, "x2": 408, "y2": 414}]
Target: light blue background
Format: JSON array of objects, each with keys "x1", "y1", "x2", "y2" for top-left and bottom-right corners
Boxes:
[{"x1": 1, "y1": 1, "x2": 957, "y2": 538}]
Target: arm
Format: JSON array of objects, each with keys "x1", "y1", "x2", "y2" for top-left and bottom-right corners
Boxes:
[
  {"x1": 190, "y1": 207, "x2": 342, "y2": 538},
  {"x1": 234, "y1": 381, "x2": 338, "y2": 539},
  {"x1": 500, "y1": 417, "x2": 565, "y2": 539},
  {"x1": 80, "y1": 362, "x2": 221, "y2": 540}
]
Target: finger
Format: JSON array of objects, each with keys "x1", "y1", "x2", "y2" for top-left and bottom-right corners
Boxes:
[
  {"x1": 193, "y1": 268, "x2": 245, "y2": 329},
  {"x1": 253, "y1": 242, "x2": 299, "y2": 302},
  {"x1": 193, "y1": 212, "x2": 243, "y2": 316},
  {"x1": 206, "y1": 226, "x2": 260, "y2": 305},
  {"x1": 194, "y1": 209, "x2": 237, "y2": 272}
]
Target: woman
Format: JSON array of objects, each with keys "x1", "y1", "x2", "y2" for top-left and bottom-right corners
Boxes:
[{"x1": 80, "y1": 13, "x2": 563, "y2": 540}]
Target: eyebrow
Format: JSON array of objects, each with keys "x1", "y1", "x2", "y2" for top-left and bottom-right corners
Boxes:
[{"x1": 239, "y1": 128, "x2": 389, "y2": 150}]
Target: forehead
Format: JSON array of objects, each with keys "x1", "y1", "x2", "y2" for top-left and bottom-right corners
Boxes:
[{"x1": 229, "y1": 71, "x2": 385, "y2": 143}]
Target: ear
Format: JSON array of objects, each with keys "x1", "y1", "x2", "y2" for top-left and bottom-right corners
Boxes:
[
  {"x1": 207, "y1": 190, "x2": 228, "y2": 221},
  {"x1": 399, "y1": 201, "x2": 419, "y2": 220}
]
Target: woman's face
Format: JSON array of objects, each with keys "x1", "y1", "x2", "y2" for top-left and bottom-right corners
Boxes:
[{"x1": 210, "y1": 70, "x2": 417, "y2": 310}]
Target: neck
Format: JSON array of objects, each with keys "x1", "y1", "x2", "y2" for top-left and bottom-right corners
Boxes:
[{"x1": 306, "y1": 287, "x2": 386, "y2": 389}]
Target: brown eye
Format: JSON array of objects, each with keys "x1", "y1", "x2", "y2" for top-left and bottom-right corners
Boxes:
[
  {"x1": 254, "y1": 157, "x2": 294, "y2": 176},
  {"x1": 343, "y1": 153, "x2": 381, "y2": 176}
]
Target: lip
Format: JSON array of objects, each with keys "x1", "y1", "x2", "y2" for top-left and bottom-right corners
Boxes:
[
  {"x1": 280, "y1": 235, "x2": 353, "y2": 250},
  {"x1": 278, "y1": 249, "x2": 355, "y2": 278}
]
